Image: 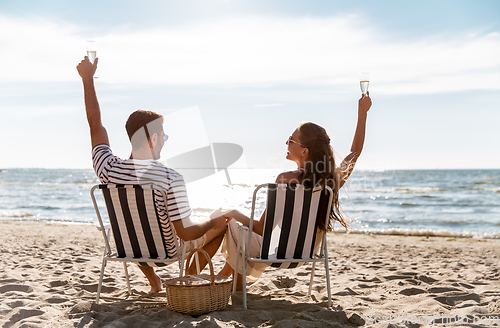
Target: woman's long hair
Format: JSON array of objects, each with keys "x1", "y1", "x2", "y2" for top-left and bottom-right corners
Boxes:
[{"x1": 297, "y1": 122, "x2": 347, "y2": 231}]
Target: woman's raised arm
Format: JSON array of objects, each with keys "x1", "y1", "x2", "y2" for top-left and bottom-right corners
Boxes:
[{"x1": 338, "y1": 92, "x2": 372, "y2": 189}]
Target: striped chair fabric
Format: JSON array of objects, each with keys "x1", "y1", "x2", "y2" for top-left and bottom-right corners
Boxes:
[
  {"x1": 91, "y1": 184, "x2": 183, "y2": 304},
  {"x1": 99, "y1": 184, "x2": 174, "y2": 267},
  {"x1": 235, "y1": 183, "x2": 333, "y2": 309},
  {"x1": 261, "y1": 183, "x2": 323, "y2": 269}
]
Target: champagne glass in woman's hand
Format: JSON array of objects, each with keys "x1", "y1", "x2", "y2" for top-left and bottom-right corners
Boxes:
[{"x1": 359, "y1": 72, "x2": 369, "y2": 95}]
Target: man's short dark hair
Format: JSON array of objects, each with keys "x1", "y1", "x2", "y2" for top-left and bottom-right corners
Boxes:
[{"x1": 125, "y1": 110, "x2": 164, "y2": 149}]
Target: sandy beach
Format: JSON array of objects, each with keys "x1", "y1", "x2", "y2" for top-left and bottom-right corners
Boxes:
[{"x1": 1, "y1": 221, "x2": 499, "y2": 327}]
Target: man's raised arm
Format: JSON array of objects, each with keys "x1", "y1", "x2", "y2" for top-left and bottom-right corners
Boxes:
[{"x1": 76, "y1": 57, "x2": 109, "y2": 148}]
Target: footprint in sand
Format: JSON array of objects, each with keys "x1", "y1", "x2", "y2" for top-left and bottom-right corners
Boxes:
[
  {"x1": 358, "y1": 277, "x2": 382, "y2": 283},
  {"x1": 451, "y1": 282, "x2": 474, "y2": 289},
  {"x1": 46, "y1": 296, "x2": 71, "y2": 304},
  {"x1": 74, "y1": 283, "x2": 118, "y2": 293},
  {"x1": 6, "y1": 308, "x2": 45, "y2": 326},
  {"x1": 49, "y1": 280, "x2": 68, "y2": 288},
  {"x1": 427, "y1": 286, "x2": 462, "y2": 293},
  {"x1": 416, "y1": 275, "x2": 438, "y2": 284},
  {"x1": 273, "y1": 276, "x2": 296, "y2": 288},
  {"x1": 58, "y1": 259, "x2": 72, "y2": 264},
  {"x1": 488, "y1": 299, "x2": 500, "y2": 313},
  {"x1": 334, "y1": 287, "x2": 359, "y2": 296},
  {"x1": 6, "y1": 300, "x2": 25, "y2": 309},
  {"x1": 398, "y1": 279, "x2": 421, "y2": 286},
  {"x1": 433, "y1": 293, "x2": 480, "y2": 306},
  {"x1": 383, "y1": 274, "x2": 412, "y2": 281},
  {"x1": 0, "y1": 284, "x2": 33, "y2": 294},
  {"x1": 398, "y1": 287, "x2": 427, "y2": 296}
]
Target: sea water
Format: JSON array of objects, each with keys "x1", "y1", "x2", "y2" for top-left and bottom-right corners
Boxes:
[{"x1": 0, "y1": 168, "x2": 498, "y2": 238}]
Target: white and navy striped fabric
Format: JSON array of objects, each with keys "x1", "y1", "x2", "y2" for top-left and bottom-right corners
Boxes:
[
  {"x1": 92, "y1": 144, "x2": 191, "y2": 257},
  {"x1": 100, "y1": 184, "x2": 175, "y2": 266},
  {"x1": 260, "y1": 184, "x2": 327, "y2": 269}
]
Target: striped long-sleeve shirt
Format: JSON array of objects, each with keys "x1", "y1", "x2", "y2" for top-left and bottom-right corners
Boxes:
[{"x1": 92, "y1": 144, "x2": 191, "y2": 256}]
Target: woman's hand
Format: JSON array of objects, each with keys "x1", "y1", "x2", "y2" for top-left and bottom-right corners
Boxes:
[{"x1": 358, "y1": 91, "x2": 372, "y2": 117}]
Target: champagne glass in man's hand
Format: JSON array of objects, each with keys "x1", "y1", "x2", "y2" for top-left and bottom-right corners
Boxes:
[{"x1": 86, "y1": 40, "x2": 98, "y2": 78}]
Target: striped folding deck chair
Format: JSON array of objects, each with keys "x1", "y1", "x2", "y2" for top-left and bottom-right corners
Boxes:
[
  {"x1": 233, "y1": 183, "x2": 333, "y2": 309},
  {"x1": 90, "y1": 184, "x2": 184, "y2": 304}
]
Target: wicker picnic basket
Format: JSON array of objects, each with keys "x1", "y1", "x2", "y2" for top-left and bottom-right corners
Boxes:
[{"x1": 164, "y1": 248, "x2": 232, "y2": 315}]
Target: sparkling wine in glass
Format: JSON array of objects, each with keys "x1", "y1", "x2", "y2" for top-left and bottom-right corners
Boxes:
[
  {"x1": 86, "y1": 40, "x2": 97, "y2": 63},
  {"x1": 360, "y1": 72, "x2": 369, "y2": 95},
  {"x1": 86, "y1": 40, "x2": 98, "y2": 78}
]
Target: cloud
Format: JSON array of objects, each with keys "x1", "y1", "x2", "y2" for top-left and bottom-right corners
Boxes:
[
  {"x1": 1, "y1": 14, "x2": 499, "y2": 94},
  {"x1": 254, "y1": 103, "x2": 285, "y2": 107},
  {"x1": 0, "y1": 15, "x2": 82, "y2": 82}
]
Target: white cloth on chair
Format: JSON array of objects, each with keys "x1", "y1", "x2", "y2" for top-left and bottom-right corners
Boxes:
[
  {"x1": 221, "y1": 219, "x2": 267, "y2": 282},
  {"x1": 221, "y1": 219, "x2": 325, "y2": 282}
]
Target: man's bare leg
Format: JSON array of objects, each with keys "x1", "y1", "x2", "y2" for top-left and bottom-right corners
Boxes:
[
  {"x1": 138, "y1": 266, "x2": 162, "y2": 293},
  {"x1": 185, "y1": 220, "x2": 226, "y2": 275},
  {"x1": 187, "y1": 233, "x2": 224, "y2": 275}
]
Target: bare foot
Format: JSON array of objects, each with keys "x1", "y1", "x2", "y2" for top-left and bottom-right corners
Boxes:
[
  {"x1": 149, "y1": 273, "x2": 162, "y2": 293},
  {"x1": 138, "y1": 265, "x2": 163, "y2": 293}
]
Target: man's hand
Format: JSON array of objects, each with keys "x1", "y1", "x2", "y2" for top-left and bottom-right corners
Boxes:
[
  {"x1": 210, "y1": 215, "x2": 229, "y2": 235},
  {"x1": 204, "y1": 215, "x2": 229, "y2": 238},
  {"x1": 76, "y1": 56, "x2": 98, "y2": 82}
]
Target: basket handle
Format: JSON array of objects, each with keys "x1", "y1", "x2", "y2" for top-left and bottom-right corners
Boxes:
[{"x1": 184, "y1": 248, "x2": 215, "y2": 286}]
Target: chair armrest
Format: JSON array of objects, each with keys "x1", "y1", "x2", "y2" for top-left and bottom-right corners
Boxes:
[{"x1": 96, "y1": 223, "x2": 111, "y2": 231}]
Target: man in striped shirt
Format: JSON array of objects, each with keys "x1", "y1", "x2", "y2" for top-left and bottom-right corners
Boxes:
[{"x1": 77, "y1": 56, "x2": 228, "y2": 293}]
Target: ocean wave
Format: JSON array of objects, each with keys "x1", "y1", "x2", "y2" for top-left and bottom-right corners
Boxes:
[
  {"x1": 0, "y1": 211, "x2": 33, "y2": 218},
  {"x1": 355, "y1": 189, "x2": 392, "y2": 193},
  {"x1": 0, "y1": 217, "x2": 97, "y2": 225},
  {"x1": 20, "y1": 205, "x2": 60, "y2": 210},
  {"x1": 192, "y1": 207, "x2": 216, "y2": 214},
  {"x1": 354, "y1": 216, "x2": 498, "y2": 227},
  {"x1": 474, "y1": 180, "x2": 500, "y2": 186},
  {"x1": 354, "y1": 187, "x2": 446, "y2": 194},
  {"x1": 338, "y1": 228, "x2": 500, "y2": 239},
  {"x1": 399, "y1": 203, "x2": 420, "y2": 207},
  {"x1": 394, "y1": 187, "x2": 445, "y2": 194},
  {"x1": 35, "y1": 183, "x2": 60, "y2": 187},
  {"x1": 74, "y1": 179, "x2": 99, "y2": 184}
]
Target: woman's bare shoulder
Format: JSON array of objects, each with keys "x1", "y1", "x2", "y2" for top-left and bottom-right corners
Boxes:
[{"x1": 276, "y1": 170, "x2": 302, "y2": 184}]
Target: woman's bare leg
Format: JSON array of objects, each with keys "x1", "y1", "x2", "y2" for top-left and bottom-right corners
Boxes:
[
  {"x1": 218, "y1": 262, "x2": 233, "y2": 276},
  {"x1": 218, "y1": 262, "x2": 244, "y2": 291}
]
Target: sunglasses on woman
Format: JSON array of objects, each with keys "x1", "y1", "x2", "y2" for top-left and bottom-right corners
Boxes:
[{"x1": 286, "y1": 136, "x2": 306, "y2": 148}]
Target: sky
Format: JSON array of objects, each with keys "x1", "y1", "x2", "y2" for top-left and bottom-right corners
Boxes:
[{"x1": 0, "y1": 0, "x2": 499, "y2": 172}]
